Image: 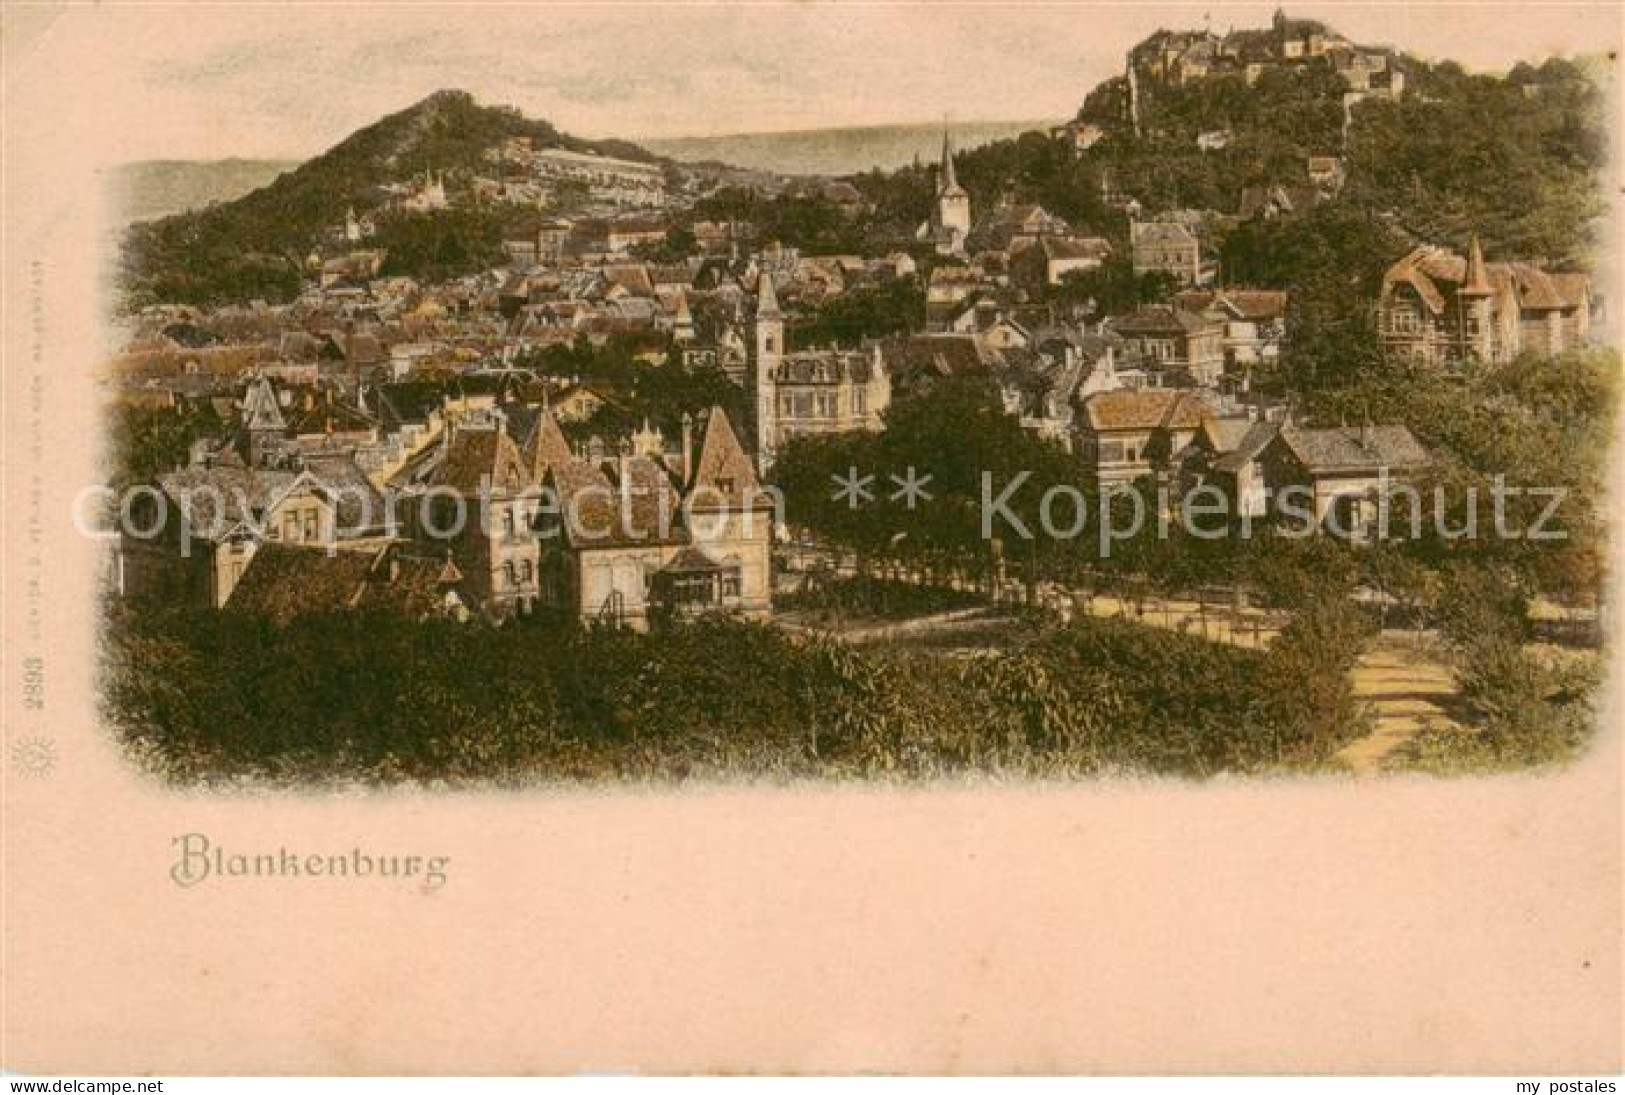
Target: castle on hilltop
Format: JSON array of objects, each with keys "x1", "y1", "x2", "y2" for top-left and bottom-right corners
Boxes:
[{"x1": 1125, "y1": 9, "x2": 1404, "y2": 137}]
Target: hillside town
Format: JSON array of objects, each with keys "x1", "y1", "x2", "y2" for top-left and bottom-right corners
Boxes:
[{"x1": 100, "y1": 10, "x2": 1611, "y2": 782}]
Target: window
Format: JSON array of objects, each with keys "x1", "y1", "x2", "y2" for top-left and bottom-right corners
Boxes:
[
  {"x1": 854, "y1": 389, "x2": 867, "y2": 416},
  {"x1": 503, "y1": 562, "x2": 517, "y2": 589},
  {"x1": 670, "y1": 574, "x2": 717, "y2": 605},
  {"x1": 503, "y1": 509, "x2": 515, "y2": 535},
  {"x1": 520, "y1": 560, "x2": 533, "y2": 585},
  {"x1": 282, "y1": 513, "x2": 298, "y2": 540},
  {"x1": 815, "y1": 392, "x2": 838, "y2": 418},
  {"x1": 302, "y1": 511, "x2": 318, "y2": 541}
]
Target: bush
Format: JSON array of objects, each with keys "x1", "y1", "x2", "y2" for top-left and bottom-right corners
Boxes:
[{"x1": 101, "y1": 593, "x2": 1376, "y2": 785}]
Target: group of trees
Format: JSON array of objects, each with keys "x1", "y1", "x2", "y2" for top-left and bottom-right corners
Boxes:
[
  {"x1": 770, "y1": 377, "x2": 1080, "y2": 585},
  {"x1": 789, "y1": 277, "x2": 926, "y2": 346},
  {"x1": 683, "y1": 188, "x2": 895, "y2": 257},
  {"x1": 1051, "y1": 255, "x2": 1179, "y2": 320},
  {"x1": 513, "y1": 336, "x2": 750, "y2": 444},
  {"x1": 1301, "y1": 345, "x2": 1617, "y2": 608},
  {"x1": 1343, "y1": 57, "x2": 1605, "y2": 263}
]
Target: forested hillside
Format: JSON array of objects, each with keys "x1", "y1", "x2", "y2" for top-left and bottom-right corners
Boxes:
[{"x1": 118, "y1": 90, "x2": 660, "y2": 308}]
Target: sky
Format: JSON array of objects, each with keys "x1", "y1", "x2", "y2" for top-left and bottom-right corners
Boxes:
[{"x1": 5, "y1": 1, "x2": 1620, "y2": 162}]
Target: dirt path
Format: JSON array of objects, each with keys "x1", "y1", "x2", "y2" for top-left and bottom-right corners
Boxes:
[{"x1": 1334, "y1": 636, "x2": 1472, "y2": 774}]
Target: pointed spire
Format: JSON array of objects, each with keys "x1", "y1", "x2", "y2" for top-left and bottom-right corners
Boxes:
[
  {"x1": 756, "y1": 270, "x2": 781, "y2": 319},
  {"x1": 1462, "y1": 234, "x2": 1491, "y2": 295},
  {"x1": 689, "y1": 406, "x2": 761, "y2": 506},
  {"x1": 939, "y1": 126, "x2": 961, "y2": 193},
  {"x1": 242, "y1": 375, "x2": 286, "y2": 431},
  {"x1": 525, "y1": 406, "x2": 574, "y2": 481}
]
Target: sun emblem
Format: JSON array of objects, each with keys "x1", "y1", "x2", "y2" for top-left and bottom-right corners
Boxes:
[{"x1": 9, "y1": 736, "x2": 57, "y2": 778}]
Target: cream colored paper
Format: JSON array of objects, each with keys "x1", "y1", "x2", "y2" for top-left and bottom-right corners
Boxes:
[{"x1": 2, "y1": 1, "x2": 1621, "y2": 1075}]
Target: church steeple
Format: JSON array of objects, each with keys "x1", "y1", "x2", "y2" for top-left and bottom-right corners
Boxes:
[
  {"x1": 925, "y1": 123, "x2": 971, "y2": 256},
  {"x1": 939, "y1": 128, "x2": 961, "y2": 194}
]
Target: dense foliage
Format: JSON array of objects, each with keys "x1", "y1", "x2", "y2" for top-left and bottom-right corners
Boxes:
[
  {"x1": 789, "y1": 277, "x2": 925, "y2": 346},
  {"x1": 1305, "y1": 345, "x2": 1618, "y2": 602},
  {"x1": 513, "y1": 336, "x2": 751, "y2": 443},
  {"x1": 1343, "y1": 57, "x2": 1606, "y2": 262},
  {"x1": 102, "y1": 598, "x2": 1368, "y2": 784}
]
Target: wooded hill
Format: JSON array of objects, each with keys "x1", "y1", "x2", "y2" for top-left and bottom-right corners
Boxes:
[{"x1": 118, "y1": 90, "x2": 662, "y2": 308}]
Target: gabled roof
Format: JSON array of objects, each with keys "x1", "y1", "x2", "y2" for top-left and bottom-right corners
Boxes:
[
  {"x1": 1130, "y1": 220, "x2": 1199, "y2": 248},
  {"x1": 545, "y1": 455, "x2": 687, "y2": 550},
  {"x1": 227, "y1": 544, "x2": 461, "y2": 624},
  {"x1": 1172, "y1": 288, "x2": 1289, "y2": 321},
  {"x1": 1042, "y1": 235, "x2": 1113, "y2": 262},
  {"x1": 1081, "y1": 389, "x2": 1212, "y2": 432},
  {"x1": 1272, "y1": 424, "x2": 1430, "y2": 474},
  {"x1": 688, "y1": 406, "x2": 763, "y2": 508},
  {"x1": 224, "y1": 544, "x2": 378, "y2": 623},
  {"x1": 157, "y1": 465, "x2": 316, "y2": 541},
  {"x1": 374, "y1": 381, "x2": 446, "y2": 429},
  {"x1": 285, "y1": 392, "x2": 377, "y2": 437},
  {"x1": 424, "y1": 427, "x2": 530, "y2": 495},
  {"x1": 301, "y1": 452, "x2": 388, "y2": 534},
  {"x1": 1210, "y1": 420, "x2": 1280, "y2": 472},
  {"x1": 1110, "y1": 305, "x2": 1219, "y2": 336},
  {"x1": 520, "y1": 408, "x2": 575, "y2": 481}
]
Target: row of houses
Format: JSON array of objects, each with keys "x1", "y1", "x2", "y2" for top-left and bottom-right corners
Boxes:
[{"x1": 120, "y1": 387, "x2": 774, "y2": 631}]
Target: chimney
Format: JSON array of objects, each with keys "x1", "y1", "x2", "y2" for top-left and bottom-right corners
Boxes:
[{"x1": 680, "y1": 411, "x2": 695, "y2": 485}]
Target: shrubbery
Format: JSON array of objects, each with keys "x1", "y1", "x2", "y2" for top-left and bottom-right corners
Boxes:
[{"x1": 101, "y1": 594, "x2": 1372, "y2": 786}]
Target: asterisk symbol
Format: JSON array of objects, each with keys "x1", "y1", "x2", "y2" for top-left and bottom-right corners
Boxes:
[
  {"x1": 889, "y1": 466, "x2": 934, "y2": 509},
  {"x1": 831, "y1": 466, "x2": 876, "y2": 509}
]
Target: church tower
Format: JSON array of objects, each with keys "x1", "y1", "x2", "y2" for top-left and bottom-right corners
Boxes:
[
  {"x1": 930, "y1": 129, "x2": 971, "y2": 256},
  {"x1": 1458, "y1": 234, "x2": 1495, "y2": 364},
  {"x1": 751, "y1": 272, "x2": 784, "y2": 471},
  {"x1": 241, "y1": 375, "x2": 287, "y2": 466}
]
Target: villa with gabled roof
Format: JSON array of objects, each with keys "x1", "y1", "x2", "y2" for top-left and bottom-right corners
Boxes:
[{"x1": 1378, "y1": 237, "x2": 1590, "y2": 367}]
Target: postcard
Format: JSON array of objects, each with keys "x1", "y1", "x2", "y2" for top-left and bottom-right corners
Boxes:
[{"x1": 2, "y1": 0, "x2": 1621, "y2": 1075}]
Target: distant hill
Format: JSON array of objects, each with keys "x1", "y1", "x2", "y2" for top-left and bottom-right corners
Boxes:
[
  {"x1": 118, "y1": 89, "x2": 662, "y2": 309},
  {"x1": 110, "y1": 159, "x2": 303, "y2": 226},
  {"x1": 643, "y1": 121, "x2": 1059, "y2": 176}
]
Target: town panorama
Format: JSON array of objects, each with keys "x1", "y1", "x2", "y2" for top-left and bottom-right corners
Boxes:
[{"x1": 100, "y1": 10, "x2": 1614, "y2": 784}]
